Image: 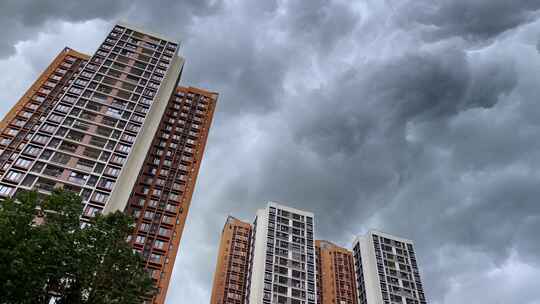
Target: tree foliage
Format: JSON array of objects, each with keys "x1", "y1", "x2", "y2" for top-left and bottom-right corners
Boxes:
[{"x1": 0, "y1": 190, "x2": 155, "y2": 304}]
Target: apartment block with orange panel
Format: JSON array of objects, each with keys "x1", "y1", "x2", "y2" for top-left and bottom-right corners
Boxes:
[
  {"x1": 210, "y1": 216, "x2": 253, "y2": 304},
  {"x1": 124, "y1": 86, "x2": 218, "y2": 304},
  {"x1": 316, "y1": 240, "x2": 359, "y2": 304},
  {"x1": 0, "y1": 47, "x2": 89, "y2": 179}
]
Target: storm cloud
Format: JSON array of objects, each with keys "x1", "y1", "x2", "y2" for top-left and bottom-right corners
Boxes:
[{"x1": 1, "y1": 1, "x2": 540, "y2": 303}]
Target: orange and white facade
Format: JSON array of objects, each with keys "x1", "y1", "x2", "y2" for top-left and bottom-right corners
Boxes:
[{"x1": 210, "y1": 210, "x2": 431, "y2": 304}]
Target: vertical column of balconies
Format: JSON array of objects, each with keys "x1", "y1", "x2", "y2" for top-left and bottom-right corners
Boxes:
[
  {"x1": 306, "y1": 216, "x2": 316, "y2": 304},
  {"x1": 353, "y1": 241, "x2": 368, "y2": 304},
  {"x1": 223, "y1": 222, "x2": 252, "y2": 303},
  {"x1": 316, "y1": 241, "x2": 358, "y2": 304},
  {"x1": 210, "y1": 217, "x2": 252, "y2": 304},
  {"x1": 315, "y1": 241, "x2": 322, "y2": 304},
  {"x1": 333, "y1": 249, "x2": 358, "y2": 303}
]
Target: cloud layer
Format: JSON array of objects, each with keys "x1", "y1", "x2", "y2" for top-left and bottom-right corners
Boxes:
[{"x1": 1, "y1": 1, "x2": 540, "y2": 303}]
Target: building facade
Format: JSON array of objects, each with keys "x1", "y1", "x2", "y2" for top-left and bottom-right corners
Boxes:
[
  {"x1": 248, "y1": 202, "x2": 316, "y2": 304},
  {"x1": 210, "y1": 208, "x2": 431, "y2": 304},
  {"x1": 0, "y1": 47, "x2": 90, "y2": 180},
  {"x1": 124, "y1": 86, "x2": 217, "y2": 303},
  {"x1": 210, "y1": 216, "x2": 253, "y2": 304},
  {"x1": 352, "y1": 231, "x2": 427, "y2": 304},
  {"x1": 0, "y1": 23, "x2": 218, "y2": 304},
  {"x1": 0, "y1": 22, "x2": 183, "y2": 221},
  {"x1": 315, "y1": 240, "x2": 358, "y2": 304}
]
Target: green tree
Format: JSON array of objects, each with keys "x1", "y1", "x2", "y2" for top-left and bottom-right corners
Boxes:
[{"x1": 0, "y1": 189, "x2": 155, "y2": 304}]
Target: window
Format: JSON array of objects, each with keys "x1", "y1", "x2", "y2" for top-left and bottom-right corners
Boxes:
[
  {"x1": 23, "y1": 145, "x2": 41, "y2": 156},
  {"x1": 68, "y1": 171, "x2": 88, "y2": 184},
  {"x1": 126, "y1": 123, "x2": 140, "y2": 132},
  {"x1": 49, "y1": 114, "x2": 64, "y2": 123},
  {"x1": 131, "y1": 115, "x2": 144, "y2": 123},
  {"x1": 6, "y1": 129, "x2": 18, "y2": 136},
  {"x1": 32, "y1": 134, "x2": 50, "y2": 145},
  {"x1": 0, "y1": 185, "x2": 14, "y2": 196},
  {"x1": 165, "y1": 204, "x2": 176, "y2": 212},
  {"x1": 93, "y1": 192, "x2": 109, "y2": 203},
  {"x1": 84, "y1": 206, "x2": 101, "y2": 217},
  {"x1": 83, "y1": 147, "x2": 101, "y2": 159},
  {"x1": 154, "y1": 240, "x2": 166, "y2": 249},
  {"x1": 5, "y1": 171, "x2": 24, "y2": 182},
  {"x1": 66, "y1": 130, "x2": 85, "y2": 142},
  {"x1": 162, "y1": 216, "x2": 173, "y2": 224},
  {"x1": 0, "y1": 137, "x2": 11, "y2": 145},
  {"x1": 98, "y1": 178, "x2": 115, "y2": 190},
  {"x1": 172, "y1": 182, "x2": 184, "y2": 192},
  {"x1": 158, "y1": 227, "x2": 170, "y2": 237},
  {"x1": 104, "y1": 166, "x2": 120, "y2": 177},
  {"x1": 51, "y1": 152, "x2": 71, "y2": 165},
  {"x1": 106, "y1": 107, "x2": 122, "y2": 118},
  {"x1": 62, "y1": 95, "x2": 77, "y2": 103},
  {"x1": 69, "y1": 87, "x2": 83, "y2": 95},
  {"x1": 55, "y1": 104, "x2": 71, "y2": 113},
  {"x1": 169, "y1": 193, "x2": 179, "y2": 202},
  {"x1": 76, "y1": 159, "x2": 95, "y2": 171},
  {"x1": 121, "y1": 133, "x2": 136, "y2": 143},
  {"x1": 116, "y1": 144, "x2": 131, "y2": 154},
  {"x1": 41, "y1": 124, "x2": 57, "y2": 134},
  {"x1": 139, "y1": 223, "x2": 150, "y2": 232},
  {"x1": 20, "y1": 111, "x2": 32, "y2": 119},
  {"x1": 110, "y1": 154, "x2": 126, "y2": 164},
  {"x1": 150, "y1": 253, "x2": 162, "y2": 263},
  {"x1": 14, "y1": 158, "x2": 32, "y2": 169},
  {"x1": 149, "y1": 199, "x2": 158, "y2": 208}
]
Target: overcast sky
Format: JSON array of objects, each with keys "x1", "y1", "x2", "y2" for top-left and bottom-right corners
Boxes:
[{"x1": 1, "y1": 0, "x2": 540, "y2": 303}]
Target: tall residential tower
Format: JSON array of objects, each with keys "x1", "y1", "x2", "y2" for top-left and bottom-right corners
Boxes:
[
  {"x1": 0, "y1": 23, "x2": 218, "y2": 304},
  {"x1": 248, "y1": 202, "x2": 317, "y2": 304},
  {"x1": 352, "y1": 231, "x2": 427, "y2": 304},
  {"x1": 315, "y1": 240, "x2": 358, "y2": 304},
  {"x1": 210, "y1": 216, "x2": 253, "y2": 304}
]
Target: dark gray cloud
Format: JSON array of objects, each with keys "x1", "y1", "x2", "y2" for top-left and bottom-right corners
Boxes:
[
  {"x1": 404, "y1": 0, "x2": 540, "y2": 42},
  {"x1": 0, "y1": 0, "x2": 222, "y2": 58},
  {"x1": 1, "y1": 1, "x2": 540, "y2": 304},
  {"x1": 0, "y1": 0, "x2": 131, "y2": 57},
  {"x1": 282, "y1": 0, "x2": 359, "y2": 53}
]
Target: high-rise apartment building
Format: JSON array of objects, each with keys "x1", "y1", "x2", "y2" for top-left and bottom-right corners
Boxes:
[
  {"x1": 0, "y1": 22, "x2": 218, "y2": 304},
  {"x1": 210, "y1": 216, "x2": 253, "y2": 304},
  {"x1": 124, "y1": 86, "x2": 217, "y2": 303},
  {"x1": 315, "y1": 240, "x2": 358, "y2": 304},
  {"x1": 352, "y1": 231, "x2": 427, "y2": 304},
  {"x1": 248, "y1": 202, "x2": 316, "y2": 304}
]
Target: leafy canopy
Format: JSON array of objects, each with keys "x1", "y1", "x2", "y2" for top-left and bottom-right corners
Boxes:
[{"x1": 0, "y1": 189, "x2": 155, "y2": 304}]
